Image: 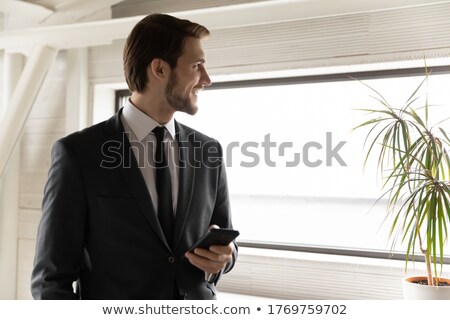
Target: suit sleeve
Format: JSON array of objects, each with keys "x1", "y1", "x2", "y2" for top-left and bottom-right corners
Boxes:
[
  {"x1": 209, "y1": 142, "x2": 238, "y2": 275},
  {"x1": 31, "y1": 139, "x2": 87, "y2": 299}
]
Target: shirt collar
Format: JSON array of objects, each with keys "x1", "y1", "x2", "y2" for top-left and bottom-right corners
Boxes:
[{"x1": 122, "y1": 99, "x2": 176, "y2": 141}]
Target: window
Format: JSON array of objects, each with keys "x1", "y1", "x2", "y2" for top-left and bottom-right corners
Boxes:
[{"x1": 116, "y1": 67, "x2": 450, "y2": 260}]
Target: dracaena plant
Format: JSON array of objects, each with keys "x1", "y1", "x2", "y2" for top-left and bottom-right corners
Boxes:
[{"x1": 354, "y1": 70, "x2": 450, "y2": 286}]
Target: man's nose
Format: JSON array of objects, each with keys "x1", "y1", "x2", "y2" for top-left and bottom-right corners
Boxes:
[{"x1": 201, "y1": 68, "x2": 212, "y2": 87}]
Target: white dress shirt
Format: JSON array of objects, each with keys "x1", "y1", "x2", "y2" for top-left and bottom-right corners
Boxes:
[{"x1": 121, "y1": 99, "x2": 179, "y2": 215}]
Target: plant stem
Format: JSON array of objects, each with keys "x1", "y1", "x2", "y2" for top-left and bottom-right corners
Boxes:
[
  {"x1": 405, "y1": 136, "x2": 435, "y2": 287},
  {"x1": 419, "y1": 236, "x2": 434, "y2": 286}
]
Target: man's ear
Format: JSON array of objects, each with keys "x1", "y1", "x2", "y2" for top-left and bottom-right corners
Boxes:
[{"x1": 149, "y1": 58, "x2": 169, "y2": 80}]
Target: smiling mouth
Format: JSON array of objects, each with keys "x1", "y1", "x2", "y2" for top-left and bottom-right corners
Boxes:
[{"x1": 192, "y1": 87, "x2": 203, "y2": 96}]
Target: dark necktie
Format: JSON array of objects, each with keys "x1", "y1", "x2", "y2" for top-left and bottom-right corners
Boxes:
[{"x1": 152, "y1": 126, "x2": 174, "y2": 246}]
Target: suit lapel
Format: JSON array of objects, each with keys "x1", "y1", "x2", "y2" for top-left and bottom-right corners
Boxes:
[
  {"x1": 103, "y1": 109, "x2": 171, "y2": 251},
  {"x1": 173, "y1": 121, "x2": 196, "y2": 249}
]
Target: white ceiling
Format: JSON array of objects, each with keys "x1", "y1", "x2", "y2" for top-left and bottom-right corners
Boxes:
[
  {"x1": 14, "y1": 0, "x2": 450, "y2": 22},
  {"x1": 1, "y1": 0, "x2": 450, "y2": 54},
  {"x1": 0, "y1": 0, "x2": 124, "y2": 28}
]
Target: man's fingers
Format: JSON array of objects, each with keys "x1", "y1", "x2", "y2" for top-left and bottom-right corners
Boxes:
[
  {"x1": 184, "y1": 242, "x2": 234, "y2": 274},
  {"x1": 209, "y1": 243, "x2": 234, "y2": 256},
  {"x1": 185, "y1": 251, "x2": 224, "y2": 274},
  {"x1": 192, "y1": 246, "x2": 232, "y2": 264}
]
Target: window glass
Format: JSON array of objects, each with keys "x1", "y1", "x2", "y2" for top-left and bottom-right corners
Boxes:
[{"x1": 174, "y1": 74, "x2": 450, "y2": 255}]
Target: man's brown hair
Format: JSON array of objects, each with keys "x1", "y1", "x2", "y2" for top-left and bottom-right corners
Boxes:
[{"x1": 123, "y1": 13, "x2": 210, "y2": 93}]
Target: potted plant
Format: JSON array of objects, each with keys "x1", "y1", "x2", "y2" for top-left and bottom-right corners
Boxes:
[{"x1": 354, "y1": 68, "x2": 450, "y2": 299}]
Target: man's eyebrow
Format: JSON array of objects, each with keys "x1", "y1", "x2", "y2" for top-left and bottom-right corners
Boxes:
[{"x1": 194, "y1": 58, "x2": 206, "y2": 64}]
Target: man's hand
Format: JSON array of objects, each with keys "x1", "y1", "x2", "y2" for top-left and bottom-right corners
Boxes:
[
  {"x1": 185, "y1": 242, "x2": 234, "y2": 274},
  {"x1": 184, "y1": 225, "x2": 234, "y2": 274}
]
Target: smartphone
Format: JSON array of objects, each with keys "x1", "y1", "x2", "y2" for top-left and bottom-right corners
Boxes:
[{"x1": 188, "y1": 228, "x2": 239, "y2": 252}]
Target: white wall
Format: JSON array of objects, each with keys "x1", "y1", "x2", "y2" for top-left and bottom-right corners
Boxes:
[
  {"x1": 0, "y1": 50, "x2": 3, "y2": 112},
  {"x1": 15, "y1": 52, "x2": 67, "y2": 299},
  {"x1": 0, "y1": 12, "x2": 4, "y2": 110}
]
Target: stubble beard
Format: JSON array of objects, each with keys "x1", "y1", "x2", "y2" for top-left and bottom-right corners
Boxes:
[{"x1": 164, "y1": 72, "x2": 198, "y2": 116}]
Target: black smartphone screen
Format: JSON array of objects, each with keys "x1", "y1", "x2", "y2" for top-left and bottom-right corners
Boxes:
[{"x1": 188, "y1": 228, "x2": 239, "y2": 252}]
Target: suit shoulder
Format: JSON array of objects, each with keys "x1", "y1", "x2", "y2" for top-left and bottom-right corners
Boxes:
[
  {"x1": 54, "y1": 119, "x2": 113, "y2": 158},
  {"x1": 59, "y1": 116, "x2": 114, "y2": 146},
  {"x1": 176, "y1": 121, "x2": 219, "y2": 144}
]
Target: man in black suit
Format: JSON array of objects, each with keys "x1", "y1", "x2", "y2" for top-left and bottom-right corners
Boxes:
[{"x1": 31, "y1": 13, "x2": 237, "y2": 300}]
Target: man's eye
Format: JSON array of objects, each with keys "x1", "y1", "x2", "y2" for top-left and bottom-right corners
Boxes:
[{"x1": 193, "y1": 64, "x2": 200, "y2": 70}]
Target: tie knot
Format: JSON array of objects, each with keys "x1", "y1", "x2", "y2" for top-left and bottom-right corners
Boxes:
[{"x1": 152, "y1": 126, "x2": 166, "y2": 142}]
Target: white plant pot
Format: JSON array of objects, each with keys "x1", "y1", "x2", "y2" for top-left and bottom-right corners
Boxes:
[{"x1": 402, "y1": 276, "x2": 450, "y2": 300}]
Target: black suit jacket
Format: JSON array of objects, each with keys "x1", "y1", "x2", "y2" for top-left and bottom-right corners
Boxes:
[{"x1": 31, "y1": 109, "x2": 237, "y2": 299}]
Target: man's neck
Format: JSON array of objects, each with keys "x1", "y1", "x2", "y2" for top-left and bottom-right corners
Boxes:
[{"x1": 130, "y1": 92, "x2": 174, "y2": 125}]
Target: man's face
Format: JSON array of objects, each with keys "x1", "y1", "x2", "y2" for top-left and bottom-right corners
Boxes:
[{"x1": 164, "y1": 37, "x2": 212, "y2": 115}]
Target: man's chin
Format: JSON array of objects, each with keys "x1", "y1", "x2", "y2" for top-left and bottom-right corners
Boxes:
[
  {"x1": 185, "y1": 106, "x2": 198, "y2": 115},
  {"x1": 172, "y1": 104, "x2": 198, "y2": 116},
  {"x1": 186, "y1": 98, "x2": 198, "y2": 115}
]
